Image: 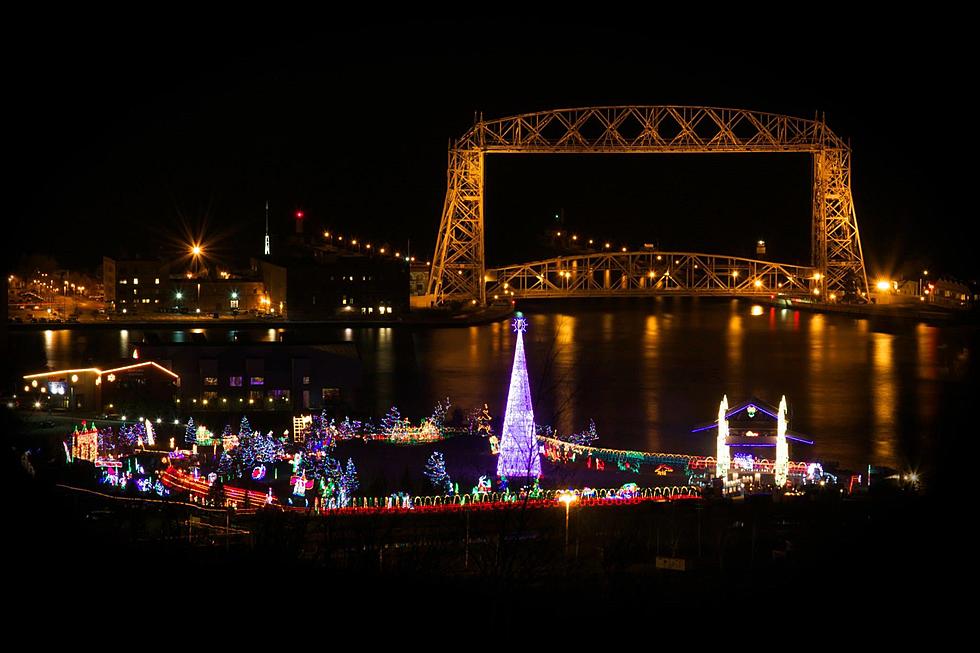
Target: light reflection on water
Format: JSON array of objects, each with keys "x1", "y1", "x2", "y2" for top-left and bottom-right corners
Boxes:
[{"x1": 9, "y1": 299, "x2": 973, "y2": 472}]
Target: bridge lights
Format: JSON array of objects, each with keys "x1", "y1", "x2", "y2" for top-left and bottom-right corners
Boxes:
[
  {"x1": 753, "y1": 279, "x2": 763, "y2": 288},
  {"x1": 604, "y1": 243, "x2": 611, "y2": 249},
  {"x1": 732, "y1": 271, "x2": 739, "y2": 279}
]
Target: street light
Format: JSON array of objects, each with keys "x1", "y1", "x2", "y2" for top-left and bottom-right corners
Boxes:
[{"x1": 558, "y1": 491, "x2": 578, "y2": 558}]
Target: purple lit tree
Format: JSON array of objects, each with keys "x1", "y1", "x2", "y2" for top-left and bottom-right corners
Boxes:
[{"x1": 496, "y1": 313, "x2": 541, "y2": 478}]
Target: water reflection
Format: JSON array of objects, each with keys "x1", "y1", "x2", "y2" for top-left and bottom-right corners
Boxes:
[
  {"x1": 643, "y1": 314, "x2": 660, "y2": 437},
  {"x1": 871, "y1": 333, "x2": 897, "y2": 464},
  {"x1": 7, "y1": 300, "x2": 971, "y2": 472},
  {"x1": 119, "y1": 330, "x2": 129, "y2": 359}
]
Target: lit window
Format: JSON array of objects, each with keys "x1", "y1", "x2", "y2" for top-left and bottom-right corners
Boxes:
[
  {"x1": 204, "y1": 377, "x2": 218, "y2": 386},
  {"x1": 120, "y1": 279, "x2": 127, "y2": 285},
  {"x1": 229, "y1": 376, "x2": 243, "y2": 387},
  {"x1": 302, "y1": 376, "x2": 310, "y2": 385},
  {"x1": 250, "y1": 376, "x2": 264, "y2": 386},
  {"x1": 154, "y1": 278, "x2": 160, "y2": 285},
  {"x1": 133, "y1": 278, "x2": 139, "y2": 285}
]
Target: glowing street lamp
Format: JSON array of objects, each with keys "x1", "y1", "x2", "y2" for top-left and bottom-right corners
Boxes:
[{"x1": 558, "y1": 491, "x2": 578, "y2": 557}]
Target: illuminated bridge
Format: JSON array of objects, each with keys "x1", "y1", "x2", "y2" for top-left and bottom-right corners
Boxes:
[
  {"x1": 426, "y1": 106, "x2": 869, "y2": 305},
  {"x1": 485, "y1": 251, "x2": 816, "y2": 301}
]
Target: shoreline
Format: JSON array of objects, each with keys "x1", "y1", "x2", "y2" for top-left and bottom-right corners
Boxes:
[{"x1": 5, "y1": 305, "x2": 516, "y2": 331}]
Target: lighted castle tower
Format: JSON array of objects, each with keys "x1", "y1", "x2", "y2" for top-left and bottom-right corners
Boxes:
[
  {"x1": 775, "y1": 395, "x2": 789, "y2": 487},
  {"x1": 496, "y1": 313, "x2": 541, "y2": 479},
  {"x1": 716, "y1": 395, "x2": 731, "y2": 478}
]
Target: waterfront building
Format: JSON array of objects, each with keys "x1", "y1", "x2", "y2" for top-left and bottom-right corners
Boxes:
[
  {"x1": 103, "y1": 256, "x2": 173, "y2": 310},
  {"x1": 138, "y1": 340, "x2": 361, "y2": 413},
  {"x1": 252, "y1": 248, "x2": 408, "y2": 320},
  {"x1": 22, "y1": 361, "x2": 180, "y2": 413}
]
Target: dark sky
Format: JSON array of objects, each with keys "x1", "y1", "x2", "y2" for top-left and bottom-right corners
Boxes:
[{"x1": 7, "y1": 23, "x2": 974, "y2": 279}]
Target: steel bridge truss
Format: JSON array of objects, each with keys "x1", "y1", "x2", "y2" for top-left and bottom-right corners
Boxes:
[
  {"x1": 486, "y1": 251, "x2": 815, "y2": 300},
  {"x1": 428, "y1": 106, "x2": 869, "y2": 305}
]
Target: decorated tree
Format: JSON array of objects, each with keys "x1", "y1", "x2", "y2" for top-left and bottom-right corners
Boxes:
[
  {"x1": 340, "y1": 458, "x2": 359, "y2": 497},
  {"x1": 429, "y1": 398, "x2": 451, "y2": 430},
  {"x1": 381, "y1": 406, "x2": 402, "y2": 435},
  {"x1": 185, "y1": 417, "x2": 196, "y2": 446},
  {"x1": 255, "y1": 432, "x2": 275, "y2": 463},
  {"x1": 220, "y1": 424, "x2": 232, "y2": 441},
  {"x1": 238, "y1": 415, "x2": 252, "y2": 438},
  {"x1": 424, "y1": 451, "x2": 452, "y2": 494},
  {"x1": 217, "y1": 450, "x2": 234, "y2": 476}
]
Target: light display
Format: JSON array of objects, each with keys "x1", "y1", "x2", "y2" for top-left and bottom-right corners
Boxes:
[
  {"x1": 716, "y1": 395, "x2": 731, "y2": 479},
  {"x1": 161, "y1": 467, "x2": 699, "y2": 513},
  {"x1": 292, "y1": 414, "x2": 312, "y2": 442},
  {"x1": 251, "y1": 464, "x2": 267, "y2": 481},
  {"x1": 71, "y1": 421, "x2": 99, "y2": 463},
  {"x1": 775, "y1": 395, "x2": 789, "y2": 487},
  {"x1": 496, "y1": 314, "x2": 541, "y2": 479}
]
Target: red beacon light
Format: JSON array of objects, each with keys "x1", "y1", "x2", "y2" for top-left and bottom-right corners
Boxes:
[{"x1": 295, "y1": 210, "x2": 304, "y2": 219}]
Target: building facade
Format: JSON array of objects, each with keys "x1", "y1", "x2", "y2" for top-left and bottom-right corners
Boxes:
[{"x1": 138, "y1": 341, "x2": 361, "y2": 414}]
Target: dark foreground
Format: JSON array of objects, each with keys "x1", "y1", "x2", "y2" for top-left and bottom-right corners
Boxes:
[{"x1": 7, "y1": 462, "x2": 960, "y2": 622}]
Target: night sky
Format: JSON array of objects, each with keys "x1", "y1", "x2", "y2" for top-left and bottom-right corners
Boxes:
[{"x1": 8, "y1": 24, "x2": 973, "y2": 279}]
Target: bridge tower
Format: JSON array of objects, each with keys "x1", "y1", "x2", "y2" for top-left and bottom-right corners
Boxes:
[{"x1": 427, "y1": 106, "x2": 869, "y2": 305}]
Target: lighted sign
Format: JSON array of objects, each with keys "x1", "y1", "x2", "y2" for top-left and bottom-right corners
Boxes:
[{"x1": 48, "y1": 381, "x2": 67, "y2": 396}]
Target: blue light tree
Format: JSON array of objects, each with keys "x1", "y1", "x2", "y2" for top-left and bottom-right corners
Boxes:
[
  {"x1": 185, "y1": 417, "x2": 196, "y2": 446},
  {"x1": 424, "y1": 451, "x2": 452, "y2": 494}
]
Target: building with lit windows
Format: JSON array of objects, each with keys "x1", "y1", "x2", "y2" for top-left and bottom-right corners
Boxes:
[
  {"x1": 103, "y1": 256, "x2": 173, "y2": 310},
  {"x1": 138, "y1": 340, "x2": 361, "y2": 413},
  {"x1": 252, "y1": 249, "x2": 408, "y2": 320}
]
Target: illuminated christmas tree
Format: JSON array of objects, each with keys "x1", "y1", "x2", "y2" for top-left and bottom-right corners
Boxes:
[
  {"x1": 341, "y1": 458, "x2": 359, "y2": 497},
  {"x1": 185, "y1": 417, "x2": 196, "y2": 446},
  {"x1": 496, "y1": 313, "x2": 541, "y2": 479},
  {"x1": 424, "y1": 451, "x2": 452, "y2": 494},
  {"x1": 381, "y1": 406, "x2": 402, "y2": 434}
]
